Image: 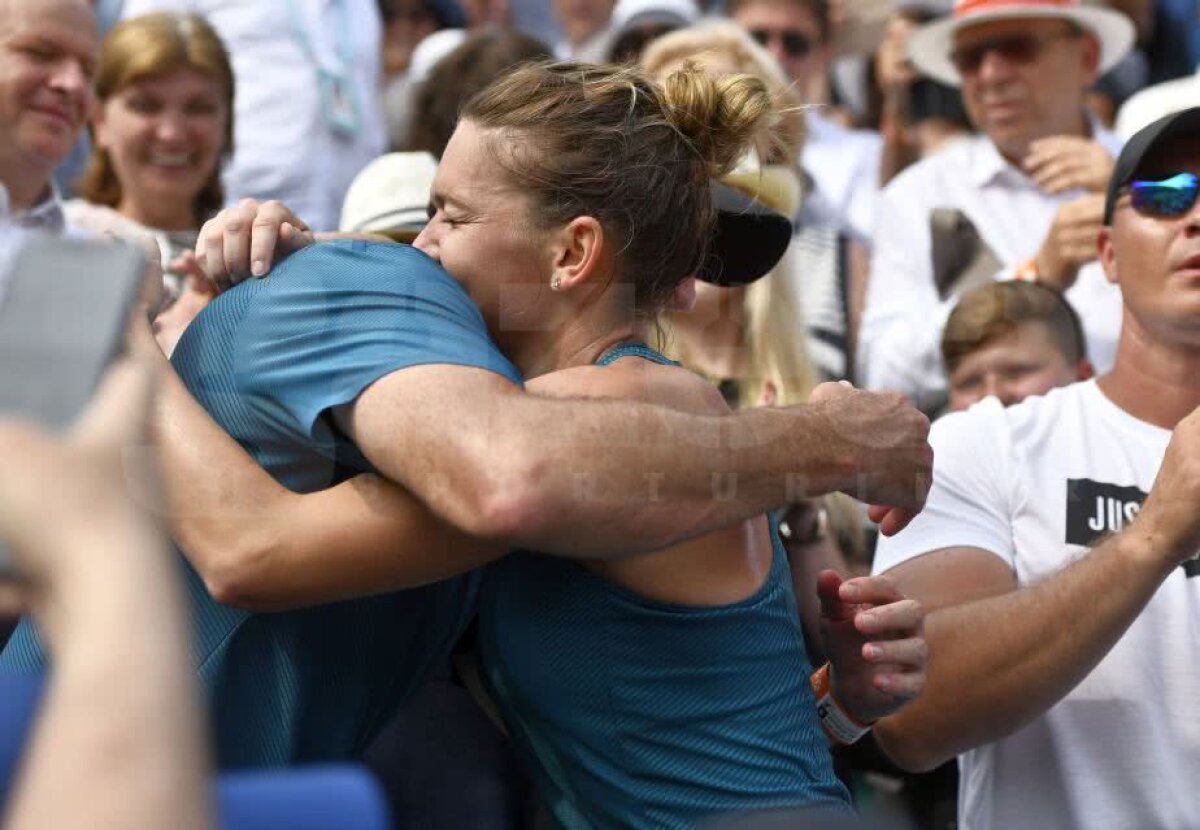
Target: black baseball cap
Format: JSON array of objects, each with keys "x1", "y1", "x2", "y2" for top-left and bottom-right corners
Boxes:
[
  {"x1": 1104, "y1": 106, "x2": 1200, "y2": 224},
  {"x1": 701, "y1": 182, "x2": 794, "y2": 286}
]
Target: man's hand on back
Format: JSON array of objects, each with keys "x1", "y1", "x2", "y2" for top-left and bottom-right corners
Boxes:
[{"x1": 194, "y1": 199, "x2": 315, "y2": 291}]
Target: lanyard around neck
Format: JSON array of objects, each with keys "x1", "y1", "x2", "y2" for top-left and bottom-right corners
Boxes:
[{"x1": 282, "y1": 0, "x2": 354, "y2": 75}]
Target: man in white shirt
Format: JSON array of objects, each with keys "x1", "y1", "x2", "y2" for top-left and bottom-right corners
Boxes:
[
  {"x1": 869, "y1": 107, "x2": 1200, "y2": 830},
  {"x1": 857, "y1": 0, "x2": 1134, "y2": 411},
  {"x1": 727, "y1": 0, "x2": 883, "y2": 246},
  {"x1": 0, "y1": 0, "x2": 97, "y2": 233},
  {"x1": 120, "y1": 0, "x2": 386, "y2": 233}
]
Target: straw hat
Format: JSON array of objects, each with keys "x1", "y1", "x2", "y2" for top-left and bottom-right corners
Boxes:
[{"x1": 908, "y1": 0, "x2": 1134, "y2": 86}]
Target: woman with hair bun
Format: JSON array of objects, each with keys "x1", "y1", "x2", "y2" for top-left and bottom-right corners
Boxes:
[{"x1": 442, "y1": 61, "x2": 855, "y2": 824}]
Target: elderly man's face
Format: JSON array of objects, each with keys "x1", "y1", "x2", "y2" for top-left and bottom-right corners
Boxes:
[
  {"x1": 955, "y1": 18, "x2": 1098, "y2": 162},
  {"x1": 0, "y1": 0, "x2": 97, "y2": 176},
  {"x1": 1100, "y1": 136, "x2": 1200, "y2": 349}
]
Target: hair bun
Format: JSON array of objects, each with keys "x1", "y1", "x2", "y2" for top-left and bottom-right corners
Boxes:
[{"x1": 659, "y1": 64, "x2": 775, "y2": 176}]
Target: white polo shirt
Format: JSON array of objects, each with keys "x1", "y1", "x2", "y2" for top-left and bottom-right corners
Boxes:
[{"x1": 857, "y1": 129, "x2": 1124, "y2": 411}]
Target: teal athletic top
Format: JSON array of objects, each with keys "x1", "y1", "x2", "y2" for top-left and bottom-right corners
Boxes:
[
  {"x1": 0, "y1": 241, "x2": 523, "y2": 768},
  {"x1": 477, "y1": 342, "x2": 851, "y2": 829}
]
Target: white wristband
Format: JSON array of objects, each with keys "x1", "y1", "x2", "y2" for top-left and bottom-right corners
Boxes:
[{"x1": 811, "y1": 663, "x2": 872, "y2": 746}]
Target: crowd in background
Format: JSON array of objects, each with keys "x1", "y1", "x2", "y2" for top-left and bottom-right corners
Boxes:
[{"x1": 0, "y1": 0, "x2": 1198, "y2": 829}]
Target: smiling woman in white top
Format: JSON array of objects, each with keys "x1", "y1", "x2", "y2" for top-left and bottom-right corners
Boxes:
[{"x1": 66, "y1": 12, "x2": 232, "y2": 304}]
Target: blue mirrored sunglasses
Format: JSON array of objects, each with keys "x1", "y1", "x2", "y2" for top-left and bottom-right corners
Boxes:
[{"x1": 1125, "y1": 172, "x2": 1200, "y2": 217}]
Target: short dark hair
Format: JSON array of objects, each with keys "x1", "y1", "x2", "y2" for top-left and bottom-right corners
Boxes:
[
  {"x1": 942, "y1": 282, "x2": 1087, "y2": 372},
  {"x1": 403, "y1": 30, "x2": 551, "y2": 158}
]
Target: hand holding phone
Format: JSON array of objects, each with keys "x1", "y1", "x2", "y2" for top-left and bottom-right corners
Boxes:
[{"x1": 0, "y1": 234, "x2": 146, "y2": 577}]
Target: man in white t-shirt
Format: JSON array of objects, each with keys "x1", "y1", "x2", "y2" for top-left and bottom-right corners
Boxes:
[{"x1": 869, "y1": 108, "x2": 1200, "y2": 830}]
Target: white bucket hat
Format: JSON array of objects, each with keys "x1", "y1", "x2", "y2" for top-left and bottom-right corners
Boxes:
[
  {"x1": 908, "y1": 0, "x2": 1135, "y2": 87},
  {"x1": 611, "y1": 0, "x2": 699, "y2": 32},
  {"x1": 339, "y1": 152, "x2": 438, "y2": 240}
]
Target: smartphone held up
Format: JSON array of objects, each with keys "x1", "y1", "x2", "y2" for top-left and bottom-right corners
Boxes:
[{"x1": 0, "y1": 233, "x2": 146, "y2": 576}]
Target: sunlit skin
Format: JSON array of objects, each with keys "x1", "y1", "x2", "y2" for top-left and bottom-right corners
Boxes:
[
  {"x1": 955, "y1": 18, "x2": 1098, "y2": 164},
  {"x1": 414, "y1": 119, "x2": 578, "y2": 378},
  {"x1": 729, "y1": 0, "x2": 826, "y2": 94},
  {"x1": 947, "y1": 320, "x2": 1094, "y2": 411},
  {"x1": 93, "y1": 67, "x2": 229, "y2": 231},
  {"x1": 1098, "y1": 136, "x2": 1200, "y2": 395},
  {"x1": 0, "y1": 0, "x2": 97, "y2": 211}
]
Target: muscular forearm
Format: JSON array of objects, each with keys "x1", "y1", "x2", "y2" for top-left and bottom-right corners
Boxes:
[
  {"x1": 153, "y1": 358, "x2": 500, "y2": 611},
  {"x1": 353, "y1": 365, "x2": 926, "y2": 560},
  {"x1": 151, "y1": 346, "x2": 293, "y2": 588},
  {"x1": 874, "y1": 531, "x2": 1176, "y2": 771},
  {"x1": 203, "y1": 475, "x2": 502, "y2": 611},
  {"x1": 6, "y1": 541, "x2": 211, "y2": 830},
  {"x1": 473, "y1": 395, "x2": 859, "y2": 556}
]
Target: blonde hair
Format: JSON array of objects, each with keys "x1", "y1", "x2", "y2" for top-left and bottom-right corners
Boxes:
[
  {"x1": 462, "y1": 60, "x2": 777, "y2": 310},
  {"x1": 78, "y1": 13, "x2": 234, "y2": 223},
  {"x1": 642, "y1": 20, "x2": 807, "y2": 164},
  {"x1": 942, "y1": 281, "x2": 1087, "y2": 373},
  {"x1": 645, "y1": 23, "x2": 817, "y2": 408}
]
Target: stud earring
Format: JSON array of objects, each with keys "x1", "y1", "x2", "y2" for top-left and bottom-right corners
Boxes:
[{"x1": 551, "y1": 277, "x2": 562, "y2": 291}]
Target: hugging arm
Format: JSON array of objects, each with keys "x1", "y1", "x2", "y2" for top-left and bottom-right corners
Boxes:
[
  {"x1": 137, "y1": 324, "x2": 501, "y2": 612},
  {"x1": 340, "y1": 366, "x2": 932, "y2": 556},
  {"x1": 148, "y1": 341, "x2": 921, "y2": 609}
]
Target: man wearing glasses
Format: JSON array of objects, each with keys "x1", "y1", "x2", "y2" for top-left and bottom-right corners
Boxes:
[
  {"x1": 728, "y1": 0, "x2": 883, "y2": 248},
  {"x1": 868, "y1": 108, "x2": 1200, "y2": 830},
  {"x1": 858, "y1": 0, "x2": 1134, "y2": 413}
]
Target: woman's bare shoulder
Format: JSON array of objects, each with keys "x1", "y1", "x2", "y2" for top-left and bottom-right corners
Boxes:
[{"x1": 525, "y1": 359, "x2": 730, "y2": 417}]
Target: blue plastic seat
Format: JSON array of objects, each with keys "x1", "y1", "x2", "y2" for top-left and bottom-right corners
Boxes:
[{"x1": 0, "y1": 672, "x2": 389, "y2": 829}]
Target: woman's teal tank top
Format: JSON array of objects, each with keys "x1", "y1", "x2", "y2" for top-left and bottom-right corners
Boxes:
[{"x1": 477, "y1": 342, "x2": 851, "y2": 829}]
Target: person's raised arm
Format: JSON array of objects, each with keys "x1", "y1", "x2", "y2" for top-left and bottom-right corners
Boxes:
[
  {"x1": 0, "y1": 361, "x2": 212, "y2": 830},
  {"x1": 339, "y1": 366, "x2": 932, "y2": 557},
  {"x1": 129, "y1": 320, "x2": 502, "y2": 612},
  {"x1": 873, "y1": 406, "x2": 1200, "y2": 772}
]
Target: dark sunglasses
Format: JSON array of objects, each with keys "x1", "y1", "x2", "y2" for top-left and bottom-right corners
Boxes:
[
  {"x1": 1122, "y1": 172, "x2": 1200, "y2": 218},
  {"x1": 749, "y1": 28, "x2": 814, "y2": 59},
  {"x1": 949, "y1": 30, "x2": 1079, "y2": 76}
]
